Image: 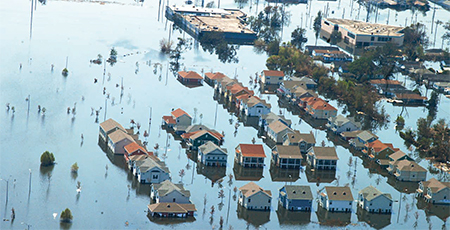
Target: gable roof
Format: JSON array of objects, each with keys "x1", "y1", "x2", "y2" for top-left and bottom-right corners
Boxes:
[
  {"x1": 243, "y1": 96, "x2": 271, "y2": 109},
  {"x1": 178, "y1": 71, "x2": 203, "y2": 80},
  {"x1": 153, "y1": 180, "x2": 191, "y2": 197},
  {"x1": 162, "y1": 115, "x2": 176, "y2": 125},
  {"x1": 306, "y1": 97, "x2": 337, "y2": 111},
  {"x1": 190, "y1": 130, "x2": 222, "y2": 141},
  {"x1": 199, "y1": 141, "x2": 227, "y2": 155},
  {"x1": 268, "y1": 120, "x2": 292, "y2": 133},
  {"x1": 389, "y1": 150, "x2": 409, "y2": 162},
  {"x1": 171, "y1": 108, "x2": 191, "y2": 118},
  {"x1": 324, "y1": 186, "x2": 353, "y2": 201},
  {"x1": 108, "y1": 129, "x2": 135, "y2": 143},
  {"x1": 395, "y1": 159, "x2": 427, "y2": 172},
  {"x1": 261, "y1": 112, "x2": 292, "y2": 126},
  {"x1": 148, "y1": 203, "x2": 196, "y2": 214},
  {"x1": 357, "y1": 130, "x2": 378, "y2": 142},
  {"x1": 273, "y1": 145, "x2": 303, "y2": 159},
  {"x1": 368, "y1": 140, "x2": 400, "y2": 153},
  {"x1": 281, "y1": 185, "x2": 313, "y2": 200},
  {"x1": 185, "y1": 124, "x2": 211, "y2": 133},
  {"x1": 359, "y1": 185, "x2": 392, "y2": 201},
  {"x1": 137, "y1": 157, "x2": 170, "y2": 173},
  {"x1": 239, "y1": 182, "x2": 272, "y2": 197},
  {"x1": 309, "y1": 147, "x2": 338, "y2": 160},
  {"x1": 422, "y1": 178, "x2": 450, "y2": 194},
  {"x1": 124, "y1": 142, "x2": 148, "y2": 155},
  {"x1": 340, "y1": 130, "x2": 364, "y2": 139},
  {"x1": 284, "y1": 130, "x2": 316, "y2": 144},
  {"x1": 100, "y1": 118, "x2": 125, "y2": 133},
  {"x1": 205, "y1": 72, "x2": 227, "y2": 80},
  {"x1": 237, "y1": 144, "x2": 266, "y2": 158},
  {"x1": 263, "y1": 70, "x2": 284, "y2": 77}
]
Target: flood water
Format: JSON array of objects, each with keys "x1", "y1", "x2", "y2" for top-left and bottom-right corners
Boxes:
[{"x1": 0, "y1": 0, "x2": 449, "y2": 229}]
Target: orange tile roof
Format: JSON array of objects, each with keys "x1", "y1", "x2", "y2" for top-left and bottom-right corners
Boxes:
[
  {"x1": 178, "y1": 71, "x2": 203, "y2": 80},
  {"x1": 395, "y1": 93, "x2": 427, "y2": 100},
  {"x1": 209, "y1": 72, "x2": 227, "y2": 80},
  {"x1": 124, "y1": 142, "x2": 148, "y2": 155},
  {"x1": 171, "y1": 108, "x2": 191, "y2": 118},
  {"x1": 182, "y1": 130, "x2": 223, "y2": 140},
  {"x1": 162, "y1": 115, "x2": 176, "y2": 124},
  {"x1": 307, "y1": 97, "x2": 337, "y2": 111},
  {"x1": 368, "y1": 140, "x2": 399, "y2": 153},
  {"x1": 370, "y1": 79, "x2": 402, "y2": 85},
  {"x1": 237, "y1": 144, "x2": 266, "y2": 158},
  {"x1": 263, "y1": 70, "x2": 284, "y2": 77}
]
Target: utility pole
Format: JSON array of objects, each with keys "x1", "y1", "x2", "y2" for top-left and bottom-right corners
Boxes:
[
  {"x1": 30, "y1": 0, "x2": 34, "y2": 39},
  {"x1": 148, "y1": 107, "x2": 152, "y2": 136},
  {"x1": 104, "y1": 98, "x2": 107, "y2": 121}
]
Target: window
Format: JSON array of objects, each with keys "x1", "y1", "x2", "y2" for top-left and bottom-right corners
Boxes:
[
  {"x1": 330, "y1": 202, "x2": 333, "y2": 205},
  {"x1": 371, "y1": 37, "x2": 375, "y2": 41},
  {"x1": 153, "y1": 175, "x2": 159, "y2": 179},
  {"x1": 334, "y1": 25, "x2": 339, "y2": 31},
  {"x1": 389, "y1": 203, "x2": 392, "y2": 206},
  {"x1": 347, "y1": 32, "x2": 355, "y2": 39},
  {"x1": 248, "y1": 198, "x2": 251, "y2": 203},
  {"x1": 268, "y1": 199, "x2": 271, "y2": 203},
  {"x1": 349, "y1": 202, "x2": 352, "y2": 205},
  {"x1": 173, "y1": 198, "x2": 176, "y2": 202},
  {"x1": 324, "y1": 21, "x2": 330, "y2": 26}
]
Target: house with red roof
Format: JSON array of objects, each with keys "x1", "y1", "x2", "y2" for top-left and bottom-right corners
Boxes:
[
  {"x1": 299, "y1": 97, "x2": 337, "y2": 119},
  {"x1": 162, "y1": 108, "x2": 192, "y2": 134},
  {"x1": 177, "y1": 71, "x2": 203, "y2": 85},
  {"x1": 124, "y1": 142, "x2": 151, "y2": 163},
  {"x1": 261, "y1": 70, "x2": 284, "y2": 85},
  {"x1": 235, "y1": 144, "x2": 266, "y2": 168},
  {"x1": 227, "y1": 84, "x2": 254, "y2": 105},
  {"x1": 363, "y1": 139, "x2": 400, "y2": 159},
  {"x1": 204, "y1": 72, "x2": 227, "y2": 86}
]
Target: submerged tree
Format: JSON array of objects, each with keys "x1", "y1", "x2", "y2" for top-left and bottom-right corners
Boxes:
[
  {"x1": 40, "y1": 151, "x2": 55, "y2": 166},
  {"x1": 290, "y1": 27, "x2": 308, "y2": 50},
  {"x1": 60, "y1": 208, "x2": 73, "y2": 223}
]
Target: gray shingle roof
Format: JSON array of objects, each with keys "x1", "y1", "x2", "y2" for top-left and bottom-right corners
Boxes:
[
  {"x1": 324, "y1": 186, "x2": 353, "y2": 201},
  {"x1": 359, "y1": 185, "x2": 392, "y2": 201},
  {"x1": 153, "y1": 180, "x2": 191, "y2": 197},
  {"x1": 308, "y1": 147, "x2": 338, "y2": 160},
  {"x1": 356, "y1": 130, "x2": 378, "y2": 142},
  {"x1": 281, "y1": 185, "x2": 313, "y2": 200},
  {"x1": 273, "y1": 145, "x2": 303, "y2": 159},
  {"x1": 199, "y1": 141, "x2": 227, "y2": 155}
]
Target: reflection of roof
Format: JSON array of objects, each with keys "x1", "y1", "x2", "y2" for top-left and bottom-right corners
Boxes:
[
  {"x1": 171, "y1": 108, "x2": 191, "y2": 118},
  {"x1": 370, "y1": 79, "x2": 402, "y2": 85},
  {"x1": 237, "y1": 144, "x2": 266, "y2": 158},
  {"x1": 239, "y1": 182, "x2": 272, "y2": 197},
  {"x1": 359, "y1": 185, "x2": 392, "y2": 201},
  {"x1": 263, "y1": 70, "x2": 284, "y2": 77},
  {"x1": 281, "y1": 185, "x2": 313, "y2": 200},
  {"x1": 395, "y1": 93, "x2": 427, "y2": 100},
  {"x1": 308, "y1": 147, "x2": 338, "y2": 160},
  {"x1": 124, "y1": 142, "x2": 148, "y2": 155},
  {"x1": 199, "y1": 141, "x2": 227, "y2": 155},
  {"x1": 178, "y1": 71, "x2": 203, "y2": 80},
  {"x1": 274, "y1": 145, "x2": 303, "y2": 159},
  {"x1": 268, "y1": 120, "x2": 292, "y2": 133},
  {"x1": 148, "y1": 203, "x2": 196, "y2": 213},
  {"x1": 100, "y1": 118, "x2": 125, "y2": 132},
  {"x1": 324, "y1": 186, "x2": 353, "y2": 201},
  {"x1": 153, "y1": 180, "x2": 191, "y2": 197},
  {"x1": 108, "y1": 130, "x2": 134, "y2": 143}
]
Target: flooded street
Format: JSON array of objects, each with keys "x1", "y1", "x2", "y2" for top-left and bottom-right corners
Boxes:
[{"x1": 0, "y1": 0, "x2": 449, "y2": 229}]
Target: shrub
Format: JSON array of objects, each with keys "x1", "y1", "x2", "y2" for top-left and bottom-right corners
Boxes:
[
  {"x1": 60, "y1": 208, "x2": 73, "y2": 222},
  {"x1": 40, "y1": 151, "x2": 55, "y2": 166}
]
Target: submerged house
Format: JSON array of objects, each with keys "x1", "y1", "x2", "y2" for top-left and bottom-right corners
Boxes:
[
  {"x1": 306, "y1": 147, "x2": 339, "y2": 170},
  {"x1": 177, "y1": 71, "x2": 203, "y2": 85},
  {"x1": 357, "y1": 186, "x2": 393, "y2": 213},
  {"x1": 235, "y1": 144, "x2": 266, "y2": 168},
  {"x1": 151, "y1": 180, "x2": 192, "y2": 204},
  {"x1": 198, "y1": 141, "x2": 228, "y2": 167},
  {"x1": 326, "y1": 115, "x2": 361, "y2": 134},
  {"x1": 279, "y1": 185, "x2": 313, "y2": 211},
  {"x1": 99, "y1": 118, "x2": 126, "y2": 143},
  {"x1": 107, "y1": 129, "x2": 135, "y2": 155},
  {"x1": 319, "y1": 186, "x2": 353, "y2": 212},
  {"x1": 182, "y1": 129, "x2": 223, "y2": 150},
  {"x1": 162, "y1": 108, "x2": 192, "y2": 134},
  {"x1": 271, "y1": 145, "x2": 303, "y2": 169},
  {"x1": 282, "y1": 130, "x2": 316, "y2": 153},
  {"x1": 147, "y1": 203, "x2": 196, "y2": 218},
  {"x1": 416, "y1": 178, "x2": 450, "y2": 204},
  {"x1": 238, "y1": 182, "x2": 272, "y2": 210},
  {"x1": 134, "y1": 156, "x2": 171, "y2": 184},
  {"x1": 267, "y1": 120, "x2": 294, "y2": 144}
]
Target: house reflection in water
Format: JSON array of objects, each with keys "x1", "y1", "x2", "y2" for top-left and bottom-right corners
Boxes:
[
  {"x1": 276, "y1": 204, "x2": 311, "y2": 226},
  {"x1": 147, "y1": 215, "x2": 196, "y2": 225},
  {"x1": 305, "y1": 166, "x2": 336, "y2": 184},
  {"x1": 233, "y1": 162, "x2": 264, "y2": 181},
  {"x1": 236, "y1": 204, "x2": 270, "y2": 228},
  {"x1": 356, "y1": 207, "x2": 391, "y2": 229},
  {"x1": 196, "y1": 162, "x2": 226, "y2": 186},
  {"x1": 416, "y1": 199, "x2": 450, "y2": 222},
  {"x1": 316, "y1": 206, "x2": 351, "y2": 227},
  {"x1": 269, "y1": 165, "x2": 300, "y2": 182}
]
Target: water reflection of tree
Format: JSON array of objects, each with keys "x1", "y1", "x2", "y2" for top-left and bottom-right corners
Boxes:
[
  {"x1": 169, "y1": 37, "x2": 192, "y2": 76},
  {"x1": 248, "y1": 6, "x2": 290, "y2": 44},
  {"x1": 198, "y1": 33, "x2": 239, "y2": 63},
  {"x1": 234, "y1": 0, "x2": 249, "y2": 9}
]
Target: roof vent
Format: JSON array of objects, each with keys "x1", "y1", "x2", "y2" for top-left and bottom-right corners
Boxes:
[
  {"x1": 343, "y1": 192, "x2": 346, "y2": 195},
  {"x1": 333, "y1": 192, "x2": 337, "y2": 195},
  {"x1": 167, "y1": 204, "x2": 171, "y2": 208},
  {"x1": 411, "y1": 164, "x2": 414, "y2": 167},
  {"x1": 293, "y1": 190, "x2": 296, "y2": 194},
  {"x1": 303, "y1": 191, "x2": 306, "y2": 194}
]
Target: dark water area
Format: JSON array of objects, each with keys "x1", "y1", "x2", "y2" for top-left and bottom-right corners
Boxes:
[{"x1": 1, "y1": 0, "x2": 449, "y2": 229}]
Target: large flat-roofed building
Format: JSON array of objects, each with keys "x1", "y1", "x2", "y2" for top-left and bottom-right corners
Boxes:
[
  {"x1": 321, "y1": 18, "x2": 405, "y2": 48},
  {"x1": 166, "y1": 5, "x2": 256, "y2": 44}
]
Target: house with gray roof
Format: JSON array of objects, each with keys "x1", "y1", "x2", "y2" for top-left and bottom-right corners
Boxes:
[
  {"x1": 279, "y1": 185, "x2": 313, "y2": 211},
  {"x1": 271, "y1": 145, "x2": 303, "y2": 169},
  {"x1": 393, "y1": 159, "x2": 427, "y2": 182},
  {"x1": 198, "y1": 141, "x2": 228, "y2": 166},
  {"x1": 307, "y1": 147, "x2": 339, "y2": 170},
  {"x1": 151, "y1": 180, "x2": 191, "y2": 204},
  {"x1": 357, "y1": 186, "x2": 393, "y2": 213},
  {"x1": 417, "y1": 178, "x2": 450, "y2": 204},
  {"x1": 348, "y1": 130, "x2": 378, "y2": 150},
  {"x1": 259, "y1": 112, "x2": 292, "y2": 132},
  {"x1": 326, "y1": 115, "x2": 361, "y2": 134},
  {"x1": 282, "y1": 130, "x2": 316, "y2": 153},
  {"x1": 319, "y1": 186, "x2": 353, "y2": 212},
  {"x1": 135, "y1": 156, "x2": 171, "y2": 184},
  {"x1": 241, "y1": 96, "x2": 271, "y2": 117},
  {"x1": 107, "y1": 129, "x2": 135, "y2": 155}
]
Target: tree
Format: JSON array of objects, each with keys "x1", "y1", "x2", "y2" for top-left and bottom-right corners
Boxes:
[
  {"x1": 442, "y1": 21, "x2": 450, "y2": 46},
  {"x1": 329, "y1": 31, "x2": 342, "y2": 45},
  {"x1": 159, "y1": 38, "x2": 173, "y2": 53},
  {"x1": 218, "y1": 189, "x2": 225, "y2": 201},
  {"x1": 71, "y1": 162, "x2": 79, "y2": 173},
  {"x1": 60, "y1": 208, "x2": 73, "y2": 222},
  {"x1": 291, "y1": 27, "x2": 308, "y2": 50},
  {"x1": 313, "y1": 11, "x2": 322, "y2": 45},
  {"x1": 40, "y1": 151, "x2": 55, "y2": 166}
]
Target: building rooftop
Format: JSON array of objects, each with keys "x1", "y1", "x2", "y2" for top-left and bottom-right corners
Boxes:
[
  {"x1": 308, "y1": 147, "x2": 339, "y2": 160},
  {"x1": 273, "y1": 145, "x2": 303, "y2": 159},
  {"x1": 324, "y1": 186, "x2": 353, "y2": 201},
  {"x1": 108, "y1": 129, "x2": 134, "y2": 144},
  {"x1": 171, "y1": 108, "x2": 191, "y2": 118},
  {"x1": 239, "y1": 182, "x2": 272, "y2": 197},
  {"x1": 359, "y1": 185, "x2": 392, "y2": 201},
  {"x1": 284, "y1": 130, "x2": 316, "y2": 144},
  {"x1": 100, "y1": 118, "x2": 125, "y2": 133},
  {"x1": 261, "y1": 112, "x2": 292, "y2": 126},
  {"x1": 395, "y1": 159, "x2": 427, "y2": 172},
  {"x1": 263, "y1": 70, "x2": 284, "y2": 77},
  {"x1": 148, "y1": 202, "x2": 196, "y2": 213},
  {"x1": 421, "y1": 178, "x2": 450, "y2": 194},
  {"x1": 153, "y1": 180, "x2": 191, "y2": 198},
  {"x1": 178, "y1": 71, "x2": 203, "y2": 80},
  {"x1": 268, "y1": 120, "x2": 292, "y2": 133},
  {"x1": 237, "y1": 144, "x2": 266, "y2": 158},
  {"x1": 124, "y1": 142, "x2": 148, "y2": 155},
  {"x1": 281, "y1": 185, "x2": 313, "y2": 200},
  {"x1": 324, "y1": 18, "x2": 404, "y2": 37},
  {"x1": 243, "y1": 96, "x2": 271, "y2": 109},
  {"x1": 199, "y1": 141, "x2": 227, "y2": 155}
]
